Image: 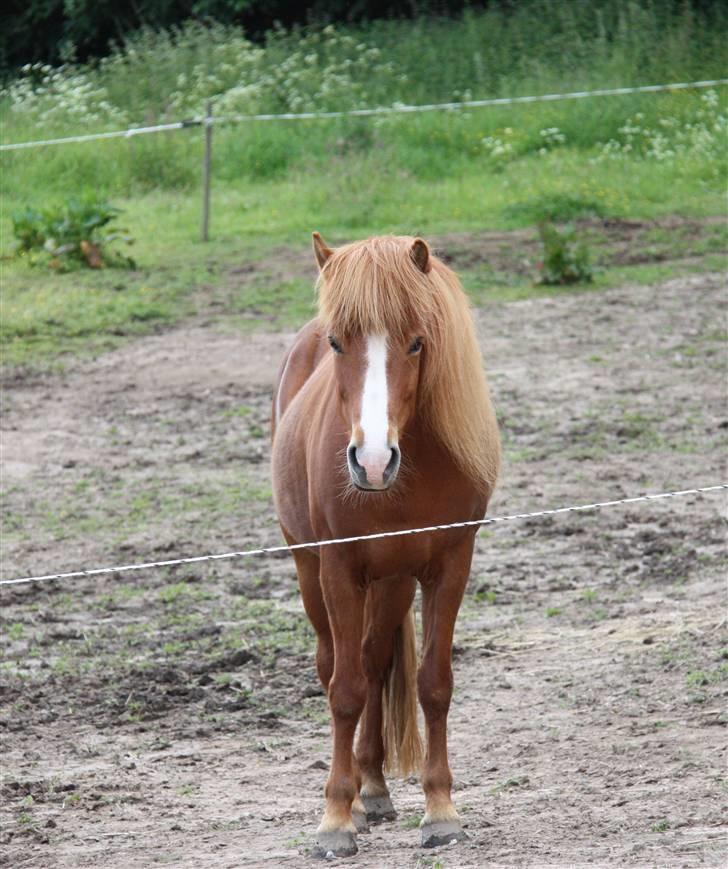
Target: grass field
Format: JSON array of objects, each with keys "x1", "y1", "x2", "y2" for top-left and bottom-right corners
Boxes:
[
  {"x1": 2, "y1": 143, "x2": 726, "y2": 367},
  {"x1": 1, "y1": 2, "x2": 726, "y2": 368}
]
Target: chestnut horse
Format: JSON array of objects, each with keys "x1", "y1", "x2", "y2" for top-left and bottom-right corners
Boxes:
[{"x1": 271, "y1": 233, "x2": 500, "y2": 857}]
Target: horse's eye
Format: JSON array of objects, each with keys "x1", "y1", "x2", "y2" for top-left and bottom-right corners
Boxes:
[
  {"x1": 328, "y1": 336, "x2": 343, "y2": 354},
  {"x1": 408, "y1": 337, "x2": 423, "y2": 355}
]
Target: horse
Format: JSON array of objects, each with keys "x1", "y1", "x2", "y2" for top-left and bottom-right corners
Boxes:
[{"x1": 271, "y1": 233, "x2": 500, "y2": 857}]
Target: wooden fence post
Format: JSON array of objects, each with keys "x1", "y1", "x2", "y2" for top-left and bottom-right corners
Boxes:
[{"x1": 201, "y1": 100, "x2": 213, "y2": 242}]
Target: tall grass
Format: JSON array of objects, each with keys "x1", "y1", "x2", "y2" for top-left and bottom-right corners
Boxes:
[
  {"x1": 358, "y1": 2, "x2": 727, "y2": 100},
  {"x1": 1, "y1": 1, "x2": 726, "y2": 200}
]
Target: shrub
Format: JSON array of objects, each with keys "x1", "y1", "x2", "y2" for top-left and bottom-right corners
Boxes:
[
  {"x1": 537, "y1": 223, "x2": 593, "y2": 285},
  {"x1": 11, "y1": 197, "x2": 135, "y2": 270}
]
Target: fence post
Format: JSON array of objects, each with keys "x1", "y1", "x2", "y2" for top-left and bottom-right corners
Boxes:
[{"x1": 201, "y1": 100, "x2": 213, "y2": 242}]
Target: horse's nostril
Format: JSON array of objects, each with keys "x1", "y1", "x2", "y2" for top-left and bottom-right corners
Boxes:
[
  {"x1": 383, "y1": 446, "x2": 401, "y2": 483},
  {"x1": 348, "y1": 443, "x2": 400, "y2": 489},
  {"x1": 347, "y1": 444, "x2": 362, "y2": 471}
]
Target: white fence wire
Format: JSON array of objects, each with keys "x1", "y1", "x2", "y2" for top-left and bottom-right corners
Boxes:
[
  {"x1": 1, "y1": 78, "x2": 726, "y2": 152},
  {"x1": 0, "y1": 119, "x2": 202, "y2": 151},
  {"x1": 2, "y1": 484, "x2": 725, "y2": 588}
]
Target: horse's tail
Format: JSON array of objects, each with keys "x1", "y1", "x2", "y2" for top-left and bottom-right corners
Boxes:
[{"x1": 382, "y1": 604, "x2": 422, "y2": 776}]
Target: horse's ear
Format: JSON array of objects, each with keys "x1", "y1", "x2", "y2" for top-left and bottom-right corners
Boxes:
[
  {"x1": 312, "y1": 231, "x2": 333, "y2": 270},
  {"x1": 410, "y1": 238, "x2": 431, "y2": 273}
]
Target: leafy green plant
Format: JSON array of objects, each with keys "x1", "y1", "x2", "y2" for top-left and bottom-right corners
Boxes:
[
  {"x1": 11, "y1": 197, "x2": 135, "y2": 270},
  {"x1": 537, "y1": 223, "x2": 593, "y2": 285}
]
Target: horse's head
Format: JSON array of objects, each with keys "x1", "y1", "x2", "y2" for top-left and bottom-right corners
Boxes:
[
  {"x1": 326, "y1": 328, "x2": 425, "y2": 492},
  {"x1": 313, "y1": 232, "x2": 432, "y2": 492}
]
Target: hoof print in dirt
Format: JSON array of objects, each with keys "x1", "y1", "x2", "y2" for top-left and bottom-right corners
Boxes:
[
  {"x1": 362, "y1": 793, "x2": 397, "y2": 823},
  {"x1": 312, "y1": 830, "x2": 358, "y2": 859},
  {"x1": 420, "y1": 820, "x2": 469, "y2": 848}
]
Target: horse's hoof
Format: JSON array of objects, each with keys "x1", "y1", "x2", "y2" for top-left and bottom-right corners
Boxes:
[
  {"x1": 420, "y1": 820, "x2": 468, "y2": 848},
  {"x1": 312, "y1": 830, "x2": 358, "y2": 859},
  {"x1": 352, "y1": 809, "x2": 370, "y2": 833},
  {"x1": 361, "y1": 793, "x2": 397, "y2": 823}
]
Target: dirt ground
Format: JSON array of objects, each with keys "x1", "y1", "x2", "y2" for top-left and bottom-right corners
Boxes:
[{"x1": 1, "y1": 245, "x2": 727, "y2": 867}]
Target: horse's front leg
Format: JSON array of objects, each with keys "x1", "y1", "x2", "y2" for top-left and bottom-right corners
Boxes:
[
  {"x1": 417, "y1": 537, "x2": 475, "y2": 848},
  {"x1": 314, "y1": 551, "x2": 367, "y2": 858},
  {"x1": 357, "y1": 576, "x2": 417, "y2": 822}
]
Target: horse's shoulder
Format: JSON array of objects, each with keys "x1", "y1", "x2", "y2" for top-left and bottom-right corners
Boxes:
[
  {"x1": 282, "y1": 318, "x2": 328, "y2": 380},
  {"x1": 292, "y1": 317, "x2": 326, "y2": 357},
  {"x1": 273, "y1": 319, "x2": 329, "y2": 431}
]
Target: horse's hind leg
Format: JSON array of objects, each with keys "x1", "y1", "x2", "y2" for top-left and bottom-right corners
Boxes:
[{"x1": 357, "y1": 576, "x2": 417, "y2": 823}]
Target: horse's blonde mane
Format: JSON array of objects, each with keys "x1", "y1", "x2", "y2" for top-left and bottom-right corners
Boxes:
[{"x1": 317, "y1": 235, "x2": 500, "y2": 493}]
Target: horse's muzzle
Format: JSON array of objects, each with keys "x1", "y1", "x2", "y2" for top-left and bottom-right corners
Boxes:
[{"x1": 347, "y1": 444, "x2": 400, "y2": 491}]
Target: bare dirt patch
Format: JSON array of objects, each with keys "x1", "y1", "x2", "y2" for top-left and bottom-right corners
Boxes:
[
  {"x1": 1, "y1": 269, "x2": 727, "y2": 867},
  {"x1": 431, "y1": 215, "x2": 726, "y2": 276}
]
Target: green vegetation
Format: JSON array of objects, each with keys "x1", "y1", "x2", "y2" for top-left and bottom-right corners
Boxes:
[
  {"x1": 5, "y1": 1, "x2": 726, "y2": 72},
  {"x1": 1, "y1": 4, "x2": 726, "y2": 367},
  {"x1": 4, "y1": 216, "x2": 724, "y2": 368},
  {"x1": 2, "y1": 562, "x2": 315, "y2": 713},
  {"x1": 3, "y1": 470, "x2": 272, "y2": 545},
  {"x1": 686, "y1": 666, "x2": 728, "y2": 688},
  {"x1": 2, "y1": 6, "x2": 725, "y2": 195},
  {"x1": 403, "y1": 813, "x2": 423, "y2": 830},
  {"x1": 537, "y1": 223, "x2": 593, "y2": 285},
  {"x1": 11, "y1": 196, "x2": 135, "y2": 270}
]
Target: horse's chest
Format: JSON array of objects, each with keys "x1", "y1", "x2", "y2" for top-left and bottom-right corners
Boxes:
[
  {"x1": 358, "y1": 536, "x2": 430, "y2": 578},
  {"x1": 351, "y1": 527, "x2": 473, "y2": 580}
]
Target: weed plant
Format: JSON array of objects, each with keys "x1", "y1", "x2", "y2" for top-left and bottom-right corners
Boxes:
[
  {"x1": 537, "y1": 223, "x2": 593, "y2": 285},
  {"x1": 11, "y1": 197, "x2": 135, "y2": 270}
]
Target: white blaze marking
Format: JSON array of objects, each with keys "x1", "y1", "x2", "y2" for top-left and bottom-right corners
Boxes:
[{"x1": 360, "y1": 334, "x2": 389, "y2": 450}]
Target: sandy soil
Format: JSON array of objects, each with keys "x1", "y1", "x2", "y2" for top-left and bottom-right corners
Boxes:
[{"x1": 1, "y1": 259, "x2": 727, "y2": 867}]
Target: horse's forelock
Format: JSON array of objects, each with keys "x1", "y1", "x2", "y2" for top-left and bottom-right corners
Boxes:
[{"x1": 317, "y1": 236, "x2": 429, "y2": 338}]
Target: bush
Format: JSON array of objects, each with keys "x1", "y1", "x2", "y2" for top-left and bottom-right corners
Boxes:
[
  {"x1": 11, "y1": 197, "x2": 135, "y2": 270},
  {"x1": 537, "y1": 223, "x2": 593, "y2": 285}
]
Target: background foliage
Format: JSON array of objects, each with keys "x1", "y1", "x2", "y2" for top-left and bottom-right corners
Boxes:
[
  {"x1": 1, "y1": 0, "x2": 726, "y2": 72},
  {"x1": 1, "y1": 1, "x2": 726, "y2": 202}
]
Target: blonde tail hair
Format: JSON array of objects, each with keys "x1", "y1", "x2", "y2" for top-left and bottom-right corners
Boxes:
[{"x1": 382, "y1": 605, "x2": 422, "y2": 776}]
